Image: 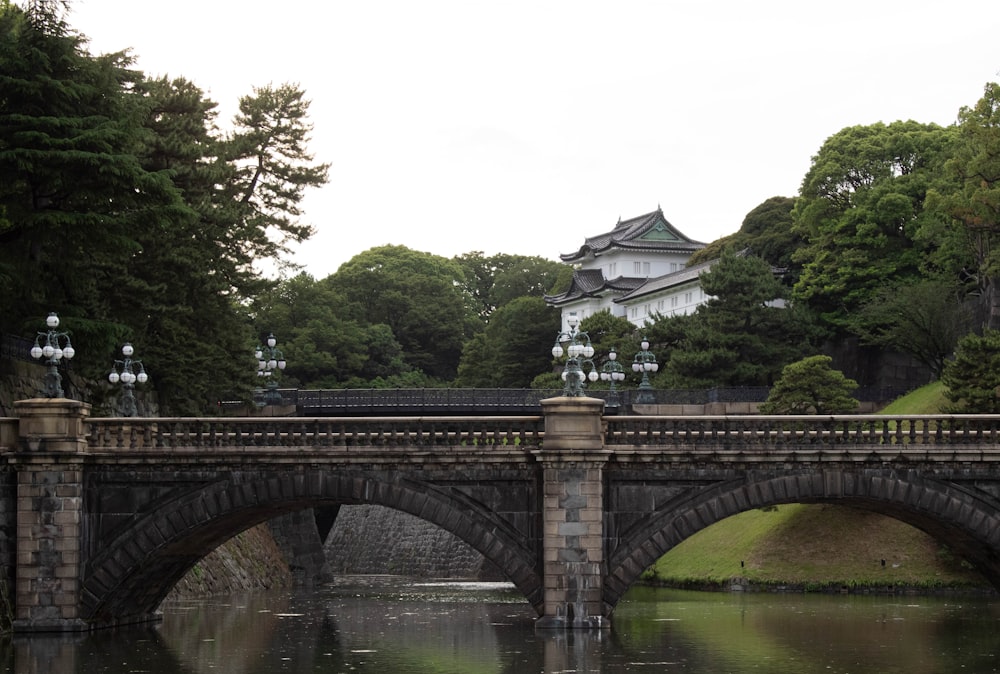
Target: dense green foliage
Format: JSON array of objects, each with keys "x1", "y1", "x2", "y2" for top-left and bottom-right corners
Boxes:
[
  {"x1": 0, "y1": 2, "x2": 328, "y2": 412},
  {"x1": 688, "y1": 196, "x2": 802, "y2": 275},
  {"x1": 926, "y1": 82, "x2": 1000, "y2": 330},
  {"x1": 322, "y1": 246, "x2": 476, "y2": 383},
  {"x1": 659, "y1": 250, "x2": 822, "y2": 387},
  {"x1": 454, "y1": 297, "x2": 559, "y2": 388},
  {"x1": 792, "y1": 121, "x2": 957, "y2": 328},
  {"x1": 848, "y1": 278, "x2": 972, "y2": 378},
  {"x1": 941, "y1": 329, "x2": 1000, "y2": 413},
  {"x1": 454, "y1": 252, "x2": 565, "y2": 321},
  {"x1": 759, "y1": 355, "x2": 859, "y2": 414}
]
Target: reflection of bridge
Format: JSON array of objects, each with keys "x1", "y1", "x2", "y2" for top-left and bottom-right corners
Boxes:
[{"x1": 5, "y1": 397, "x2": 1000, "y2": 633}]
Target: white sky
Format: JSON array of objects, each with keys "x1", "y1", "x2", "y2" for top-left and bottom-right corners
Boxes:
[{"x1": 69, "y1": 0, "x2": 999, "y2": 279}]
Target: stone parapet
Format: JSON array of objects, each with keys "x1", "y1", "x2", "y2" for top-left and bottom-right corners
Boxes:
[
  {"x1": 13, "y1": 399, "x2": 90, "y2": 453},
  {"x1": 540, "y1": 396, "x2": 605, "y2": 451}
]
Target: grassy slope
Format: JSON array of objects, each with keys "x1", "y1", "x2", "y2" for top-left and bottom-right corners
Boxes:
[{"x1": 643, "y1": 381, "x2": 992, "y2": 591}]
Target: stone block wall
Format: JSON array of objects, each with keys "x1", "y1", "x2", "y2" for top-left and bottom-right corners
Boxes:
[{"x1": 325, "y1": 505, "x2": 503, "y2": 580}]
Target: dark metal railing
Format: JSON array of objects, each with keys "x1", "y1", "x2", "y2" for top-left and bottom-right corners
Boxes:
[
  {"x1": 247, "y1": 386, "x2": 908, "y2": 414},
  {"x1": 292, "y1": 388, "x2": 565, "y2": 413},
  {"x1": 0, "y1": 333, "x2": 34, "y2": 363}
]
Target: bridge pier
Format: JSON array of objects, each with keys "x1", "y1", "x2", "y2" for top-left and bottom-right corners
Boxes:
[
  {"x1": 534, "y1": 396, "x2": 610, "y2": 630},
  {"x1": 9, "y1": 399, "x2": 90, "y2": 632}
]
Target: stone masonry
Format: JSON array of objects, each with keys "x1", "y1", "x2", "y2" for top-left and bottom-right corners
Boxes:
[
  {"x1": 534, "y1": 396, "x2": 609, "y2": 629},
  {"x1": 10, "y1": 398, "x2": 89, "y2": 631}
]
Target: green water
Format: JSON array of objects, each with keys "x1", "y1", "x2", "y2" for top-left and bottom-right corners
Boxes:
[{"x1": 5, "y1": 579, "x2": 998, "y2": 673}]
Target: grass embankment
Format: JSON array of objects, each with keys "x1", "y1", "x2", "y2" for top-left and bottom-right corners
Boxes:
[{"x1": 642, "y1": 381, "x2": 993, "y2": 593}]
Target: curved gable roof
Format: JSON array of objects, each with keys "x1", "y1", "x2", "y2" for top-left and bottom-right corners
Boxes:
[
  {"x1": 543, "y1": 269, "x2": 647, "y2": 305},
  {"x1": 560, "y1": 207, "x2": 705, "y2": 263},
  {"x1": 614, "y1": 259, "x2": 715, "y2": 303}
]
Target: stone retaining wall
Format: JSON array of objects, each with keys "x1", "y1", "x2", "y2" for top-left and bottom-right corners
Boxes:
[{"x1": 325, "y1": 505, "x2": 501, "y2": 580}]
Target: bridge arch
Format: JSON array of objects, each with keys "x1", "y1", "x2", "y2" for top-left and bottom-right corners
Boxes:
[
  {"x1": 603, "y1": 468, "x2": 1000, "y2": 613},
  {"x1": 80, "y1": 470, "x2": 543, "y2": 627}
]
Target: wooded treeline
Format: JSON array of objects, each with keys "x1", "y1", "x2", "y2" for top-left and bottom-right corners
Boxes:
[{"x1": 3, "y1": 2, "x2": 1000, "y2": 414}]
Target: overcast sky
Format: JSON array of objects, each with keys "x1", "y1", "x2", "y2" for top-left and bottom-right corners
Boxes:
[{"x1": 68, "y1": 1, "x2": 999, "y2": 279}]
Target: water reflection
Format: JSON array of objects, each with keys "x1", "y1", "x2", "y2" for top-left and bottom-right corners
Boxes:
[{"x1": 3, "y1": 580, "x2": 1000, "y2": 673}]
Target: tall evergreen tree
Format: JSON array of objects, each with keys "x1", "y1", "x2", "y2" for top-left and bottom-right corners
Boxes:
[
  {"x1": 225, "y1": 83, "x2": 330, "y2": 269},
  {"x1": 662, "y1": 251, "x2": 820, "y2": 387},
  {"x1": 0, "y1": 5, "x2": 331, "y2": 412},
  {"x1": 0, "y1": 2, "x2": 188, "y2": 376}
]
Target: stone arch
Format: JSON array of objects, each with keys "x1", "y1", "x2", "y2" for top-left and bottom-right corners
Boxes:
[
  {"x1": 602, "y1": 469, "x2": 1000, "y2": 614},
  {"x1": 81, "y1": 469, "x2": 542, "y2": 628}
]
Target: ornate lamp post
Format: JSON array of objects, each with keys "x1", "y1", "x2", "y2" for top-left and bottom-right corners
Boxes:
[
  {"x1": 255, "y1": 333, "x2": 286, "y2": 406},
  {"x1": 29, "y1": 312, "x2": 76, "y2": 398},
  {"x1": 631, "y1": 336, "x2": 660, "y2": 404},
  {"x1": 600, "y1": 346, "x2": 627, "y2": 407},
  {"x1": 108, "y1": 343, "x2": 149, "y2": 417},
  {"x1": 551, "y1": 313, "x2": 598, "y2": 397}
]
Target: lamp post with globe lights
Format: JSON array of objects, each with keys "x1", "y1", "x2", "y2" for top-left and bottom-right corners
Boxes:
[
  {"x1": 255, "y1": 333, "x2": 287, "y2": 406},
  {"x1": 550, "y1": 313, "x2": 598, "y2": 397},
  {"x1": 29, "y1": 312, "x2": 76, "y2": 398},
  {"x1": 600, "y1": 346, "x2": 627, "y2": 408},
  {"x1": 632, "y1": 336, "x2": 660, "y2": 404},
  {"x1": 108, "y1": 343, "x2": 149, "y2": 416}
]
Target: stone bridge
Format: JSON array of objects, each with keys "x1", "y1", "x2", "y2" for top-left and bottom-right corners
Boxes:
[{"x1": 3, "y1": 397, "x2": 1000, "y2": 633}]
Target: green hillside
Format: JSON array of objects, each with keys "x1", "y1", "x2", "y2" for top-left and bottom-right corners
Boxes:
[{"x1": 642, "y1": 382, "x2": 992, "y2": 592}]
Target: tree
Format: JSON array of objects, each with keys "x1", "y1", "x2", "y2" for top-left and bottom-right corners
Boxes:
[
  {"x1": 454, "y1": 297, "x2": 559, "y2": 387},
  {"x1": 454, "y1": 252, "x2": 566, "y2": 321},
  {"x1": 225, "y1": 83, "x2": 330, "y2": 267},
  {"x1": 0, "y1": 5, "x2": 331, "y2": 412},
  {"x1": 759, "y1": 355, "x2": 859, "y2": 414},
  {"x1": 941, "y1": 329, "x2": 1000, "y2": 413},
  {"x1": 925, "y1": 82, "x2": 1000, "y2": 330},
  {"x1": 849, "y1": 278, "x2": 973, "y2": 379},
  {"x1": 325, "y1": 246, "x2": 477, "y2": 382},
  {"x1": 124, "y1": 75, "x2": 260, "y2": 413},
  {"x1": 688, "y1": 196, "x2": 803, "y2": 276},
  {"x1": 573, "y1": 311, "x2": 637, "y2": 368},
  {"x1": 0, "y1": 2, "x2": 193, "y2": 389},
  {"x1": 791, "y1": 121, "x2": 957, "y2": 329},
  {"x1": 526, "y1": 310, "x2": 635, "y2": 391},
  {"x1": 662, "y1": 250, "x2": 821, "y2": 387},
  {"x1": 252, "y1": 272, "x2": 426, "y2": 389}
]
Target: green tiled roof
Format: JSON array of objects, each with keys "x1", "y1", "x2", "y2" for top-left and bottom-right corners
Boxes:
[{"x1": 560, "y1": 207, "x2": 705, "y2": 263}]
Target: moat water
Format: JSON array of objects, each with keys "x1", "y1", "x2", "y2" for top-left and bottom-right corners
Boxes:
[{"x1": 5, "y1": 578, "x2": 1000, "y2": 673}]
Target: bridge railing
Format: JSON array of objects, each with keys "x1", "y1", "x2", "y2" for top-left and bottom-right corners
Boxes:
[
  {"x1": 84, "y1": 416, "x2": 546, "y2": 450},
  {"x1": 27, "y1": 413, "x2": 1000, "y2": 453},
  {"x1": 604, "y1": 415, "x2": 1000, "y2": 449}
]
